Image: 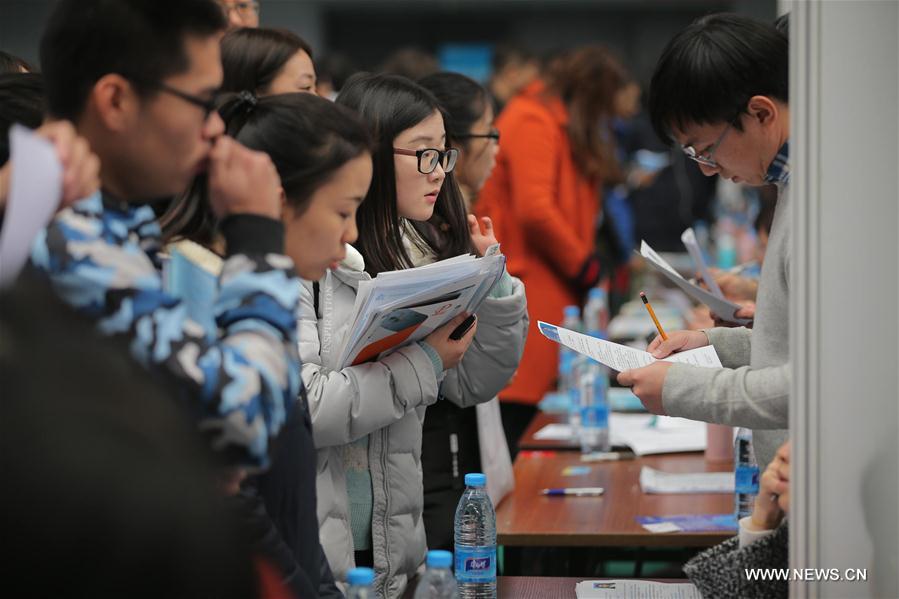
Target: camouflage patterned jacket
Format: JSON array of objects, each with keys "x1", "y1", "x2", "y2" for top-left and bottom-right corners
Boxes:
[{"x1": 30, "y1": 192, "x2": 301, "y2": 470}]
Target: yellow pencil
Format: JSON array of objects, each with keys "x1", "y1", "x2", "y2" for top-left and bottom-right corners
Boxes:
[{"x1": 639, "y1": 291, "x2": 668, "y2": 341}]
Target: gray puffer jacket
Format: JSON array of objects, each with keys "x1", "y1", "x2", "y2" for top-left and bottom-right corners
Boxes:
[{"x1": 300, "y1": 244, "x2": 528, "y2": 598}]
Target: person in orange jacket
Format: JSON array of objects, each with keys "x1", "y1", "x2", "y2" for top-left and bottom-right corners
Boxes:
[{"x1": 476, "y1": 46, "x2": 631, "y2": 454}]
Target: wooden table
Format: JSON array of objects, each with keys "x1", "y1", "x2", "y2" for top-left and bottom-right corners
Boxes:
[
  {"x1": 518, "y1": 412, "x2": 581, "y2": 451},
  {"x1": 497, "y1": 450, "x2": 733, "y2": 548}
]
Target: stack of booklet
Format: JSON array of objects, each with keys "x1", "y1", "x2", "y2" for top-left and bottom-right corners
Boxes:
[{"x1": 334, "y1": 245, "x2": 505, "y2": 368}]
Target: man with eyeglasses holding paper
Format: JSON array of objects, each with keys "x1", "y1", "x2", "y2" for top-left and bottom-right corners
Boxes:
[{"x1": 618, "y1": 13, "x2": 791, "y2": 470}]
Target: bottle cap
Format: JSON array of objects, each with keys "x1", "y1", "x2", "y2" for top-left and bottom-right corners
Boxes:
[
  {"x1": 464, "y1": 472, "x2": 486, "y2": 487},
  {"x1": 563, "y1": 305, "x2": 580, "y2": 318},
  {"x1": 426, "y1": 550, "x2": 453, "y2": 569},
  {"x1": 588, "y1": 287, "x2": 606, "y2": 301},
  {"x1": 347, "y1": 567, "x2": 375, "y2": 586}
]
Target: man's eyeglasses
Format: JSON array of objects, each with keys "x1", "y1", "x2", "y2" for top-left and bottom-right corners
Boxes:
[
  {"x1": 218, "y1": 0, "x2": 259, "y2": 18},
  {"x1": 681, "y1": 118, "x2": 736, "y2": 169},
  {"x1": 456, "y1": 129, "x2": 500, "y2": 143},
  {"x1": 393, "y1": 147, "x2": 459, "y2": 174},
  {"x1": 151, "y1": 82, "x2": 218, "y2": 120}
]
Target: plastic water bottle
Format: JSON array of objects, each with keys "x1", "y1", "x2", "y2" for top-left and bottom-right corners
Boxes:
[
  {"x1": 414, "y1": 550, "x2": 459, "y2": 599},
  {"x1": 559, "y1": 305, "x2": 582, "y2": 391},
  {"x1": 559, "y1": 305, "x2": 582, "y2": 423},
  {"x1": 733, "y1": 428, "x2": 760, "y2": 519},
  {"x1": 346, "y1": 567, "x2": 375, "y2": 598},
  {"x1": 716, "y1": 229, "x2": 737, "y2": 270},
  {"x1": 583, "y1": 287, "x2": 609, "y2": 339},
  {"x1": 454, "y1": 473, "x2": 496, "y2": 599},
  {"x1": 578, "y1": 362, "x2": 610, "y2": 454}
]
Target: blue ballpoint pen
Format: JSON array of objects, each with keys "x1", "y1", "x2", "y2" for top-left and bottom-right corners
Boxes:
[{"x1": 541, "y1": 487, "x2": 605, "y2": 497}]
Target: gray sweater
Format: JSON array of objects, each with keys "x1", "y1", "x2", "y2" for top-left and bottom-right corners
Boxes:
[{"x1": 662, "y1": 183, "x2": 790, "y2": 469}]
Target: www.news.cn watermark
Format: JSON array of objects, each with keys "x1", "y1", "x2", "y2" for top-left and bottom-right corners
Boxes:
[{"x1": 745, "y1": 568, "x2": 868, "y2": 582}]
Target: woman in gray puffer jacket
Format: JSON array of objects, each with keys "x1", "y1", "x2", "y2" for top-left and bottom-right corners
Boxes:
[{"x1": 302, "y1": 73, "x2": 528, "y2": 598}]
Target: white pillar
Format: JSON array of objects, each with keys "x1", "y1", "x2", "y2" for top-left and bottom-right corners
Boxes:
[{"x1": 791, "y1": 1, "x2": 899, "y2": 597}]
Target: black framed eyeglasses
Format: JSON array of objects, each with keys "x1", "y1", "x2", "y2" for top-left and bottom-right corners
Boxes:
[
  {"x1": 393, "y1": 147, "x2": 459, "y2": 174},
  {"x1": 456, "y1": 129, "x2": 500, "y2": 143},
  {"x1": 151, "y1": 82, "x2": 218, "y2": 120}
]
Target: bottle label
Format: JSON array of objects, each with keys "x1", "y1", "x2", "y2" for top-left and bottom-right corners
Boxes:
[
  {"x1": 735, "y1": 465, "x2": 760, "y2": 493},
  {"x1": 454, "y1": 545, "x2": 496, "y2": 583}
]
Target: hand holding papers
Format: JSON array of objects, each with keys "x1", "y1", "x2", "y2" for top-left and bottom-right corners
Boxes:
[
  {"x1": 333, "y1": 249, "x2": 505, "y2": 368},
  {"x1": 639, "y1": 240, "x2": 750, "y2": 325},
  {"x1": 537, "y1": 321, "x2": 722, "y2": 373}
]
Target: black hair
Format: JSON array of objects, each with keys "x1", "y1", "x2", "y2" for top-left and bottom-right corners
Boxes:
[
  {"x1": 1, "y1": 278, "x2": 255, "y2": 598},
  {"x1": 336, "y1": 73, "x2": 472, "y2": 276},
  {"x1": 648, "y1": 13, "x2": 789, "y2": 145},
  {"x1": 0, "y1": 50, "x2": 34, "y2": 74},
  {"x1": 315, "y1": 52, "x2": 358, "y2": 95},
  {"x1": 0, "y1": 73, "x2": 45, "y2": 164},
  {"x1": 221, "y1": 27, "x2": 314, "y2": 94},
  {"x1": 417, "y1": 72, "x2": 491, "y2": 149},
  {"x1": 39, "y1": 0, "x2": 226, "y2": 121},
  {"x1": 161, "y1": 91, "x2": 372, "y2": 244},
  {"x1": 774, "y1": 13, "x2": 790, "y2": 37}
]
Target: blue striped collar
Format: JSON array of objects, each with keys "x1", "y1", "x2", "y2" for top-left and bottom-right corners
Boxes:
[{"x1": 764, "y1": 141, "x2": 790, "y2": 186}]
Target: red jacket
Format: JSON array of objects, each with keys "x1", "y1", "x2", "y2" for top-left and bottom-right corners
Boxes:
[{"x1": 476, "y1": 80, "x2": 601, "y2": 405}]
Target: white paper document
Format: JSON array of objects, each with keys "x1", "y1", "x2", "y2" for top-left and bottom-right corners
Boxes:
[
  {"x1": 533, "y1": 414, "x2": 707, "y2": 456},
  {"x1": 680, "y1": 228, "x2": 724, "y2": 298},
  {"x1": 610, "y1": 413, "x2": 707, "y2": 456},
  {"x1": 537, "y1": 321, "x2": 722, "y2": 373},
  {"x1": 639, "y1": 240, "x2": 750, "y2": 324},
  {"x1": 533, "y1": 423, "x2": 574, "y2": 441},
  {"x1": 575, "y1": 579, "x2": 701, "y2": 599},
  {"x1": 0, "y1": 125, "x2": 64, "y2": 287},
  {"x1": 640, "y1": 466, "x2": 734, "y2": 494}
]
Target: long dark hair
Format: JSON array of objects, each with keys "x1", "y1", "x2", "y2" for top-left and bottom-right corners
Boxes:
[
  {"x1": 220, "y1": 27, "x2": 313, "y2": 94},
  {"x1": 544, "y1": 45, "x2": 629, "y2": 183},
  {"x1": 417, "y1": 71, "x2": 491, "y2": 150},
  {"x1": 336, "y1": 73, "x2": 471, "y2": 276},
  {"x1": 161, "y1": 92, "x2": 371, "y2": 244}
]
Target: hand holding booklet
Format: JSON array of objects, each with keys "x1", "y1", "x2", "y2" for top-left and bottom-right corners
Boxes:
[
  {"x1": 334, "y1": 245, "x2": 506, "y2": 368},
  {"x1": 639, "y1": 239, "x2": 750, "y2": 325},
  {"x1": 537, "y1": 321, "x2": 722, "y2": 372}
]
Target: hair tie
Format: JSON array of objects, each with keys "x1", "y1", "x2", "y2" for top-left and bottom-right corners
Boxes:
[{"x1": 237, "y1": 90, "x2": 258, "y2": 112}]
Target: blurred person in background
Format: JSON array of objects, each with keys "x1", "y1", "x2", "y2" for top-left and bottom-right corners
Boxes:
[
  {"x1": 378, "y1": 47, "x2": 439, "y2": 81},
  {"x1": 316, "y1": 52, "x2": 358, "y2": 100},
  {"x1": 417, "y1": 71, "x2": 519, "y2": 551},
  {"x1": 221, "y1": 27, "x2": 317, "y2": 96},
  {"x1": 476, "y1": 45, "x2": 630, "y2": 454},
  {"x1": 488, "y1": 43, "x2": 540, "y2": 114},
  {"x1": 217, "y1": 0, "x2": 259, "y2": 30}
]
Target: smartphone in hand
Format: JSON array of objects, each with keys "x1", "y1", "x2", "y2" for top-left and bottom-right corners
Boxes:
[{"x1": 449, "y1": 314, "x2": 476, "y2": 341}]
